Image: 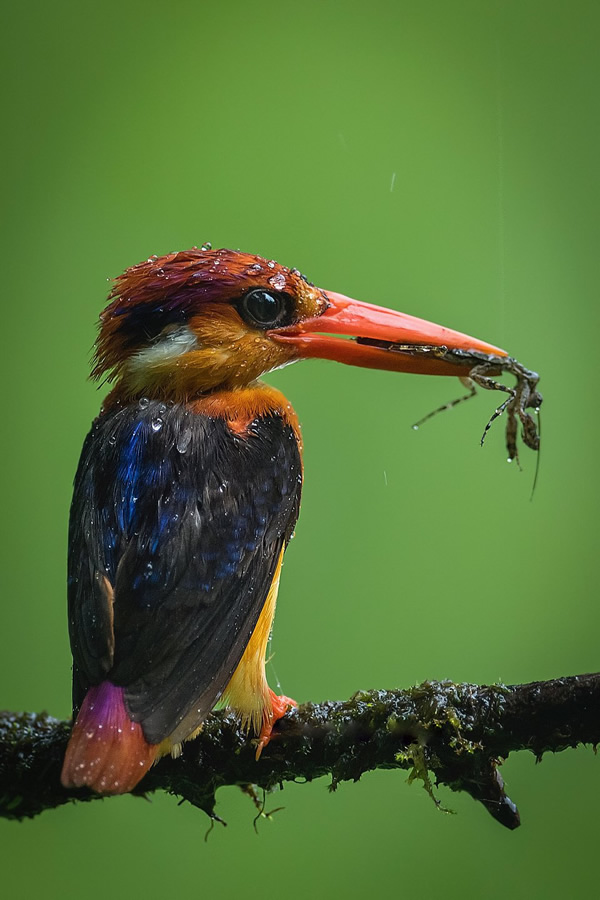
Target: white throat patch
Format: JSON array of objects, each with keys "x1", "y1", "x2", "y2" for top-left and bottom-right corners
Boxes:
[{"x1": 127, "y1": 325, "x2": 199, "y2": 373}]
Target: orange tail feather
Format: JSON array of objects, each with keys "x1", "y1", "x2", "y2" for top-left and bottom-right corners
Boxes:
[{"x1": 61, "y1": 682, "x2": 158, "y2": 795}]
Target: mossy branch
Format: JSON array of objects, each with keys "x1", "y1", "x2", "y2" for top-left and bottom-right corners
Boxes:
[{"x1": 1, "y1": 673, "x2": 599, "y2": 830}]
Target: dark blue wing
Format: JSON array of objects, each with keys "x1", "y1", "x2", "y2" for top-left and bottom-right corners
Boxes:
[{"x1": 68, "y1": 399, "x2": 302, "y2": 744}]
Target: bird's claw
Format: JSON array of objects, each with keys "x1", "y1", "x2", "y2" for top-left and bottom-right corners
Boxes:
[{"x1": 255, "y1": 691, "x2": 297, "y2": 760}]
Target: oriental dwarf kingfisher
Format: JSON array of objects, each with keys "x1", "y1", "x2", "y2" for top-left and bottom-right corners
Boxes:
[{"x1": 61, "y1": 247, "x2": 507, "y2": 795}]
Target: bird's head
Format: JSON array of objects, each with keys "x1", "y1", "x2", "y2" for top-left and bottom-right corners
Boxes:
[{"x1": 94, "y1": 247, "x2": 507, "y2": 399}]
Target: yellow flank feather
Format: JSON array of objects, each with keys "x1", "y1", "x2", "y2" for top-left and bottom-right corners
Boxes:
[{"x1": 223, "y1": 547, "x2": 285, "y2": 732}]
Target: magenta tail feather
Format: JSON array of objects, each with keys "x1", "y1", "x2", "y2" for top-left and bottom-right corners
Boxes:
[{"x1": 61, "y1": 682, "x2": 158, "y2": 795}]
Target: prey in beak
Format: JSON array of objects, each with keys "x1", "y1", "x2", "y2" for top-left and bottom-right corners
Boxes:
[{"x1": 270, "y1": 288, "x2": 542, "y2": 465}]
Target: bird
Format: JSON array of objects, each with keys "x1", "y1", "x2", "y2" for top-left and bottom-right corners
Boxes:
[{"x1": 60, "y1": 246, "x2": 507, "y2": 795}]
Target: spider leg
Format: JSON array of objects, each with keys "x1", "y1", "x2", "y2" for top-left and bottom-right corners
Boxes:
[
  {"x1": 516, "y1": 381, "x2": 542, "y2": 452},
  {"x1": 468, "y1": 364, "x2": 519, "y2": 461},
  {"x1": 412, "y1": 377, "x2": 477, "y2": 430}
]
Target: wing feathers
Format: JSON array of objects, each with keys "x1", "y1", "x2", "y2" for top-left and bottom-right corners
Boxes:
[{"x1": 68, "y1": 399, "x2": 302, "y2": 744}]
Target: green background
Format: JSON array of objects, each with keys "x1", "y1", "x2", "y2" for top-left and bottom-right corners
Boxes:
[{"x1": 2, "y1": 1, "x2": 598, "y2": 896}]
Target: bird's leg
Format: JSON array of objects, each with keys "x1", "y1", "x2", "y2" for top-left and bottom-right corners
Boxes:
[{"x1": 255, "y1": 690, "x2": 297, "y2": 760}]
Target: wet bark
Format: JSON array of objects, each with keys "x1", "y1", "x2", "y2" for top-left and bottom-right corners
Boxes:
[{"x1": 1, "y1": 673, "x2": 598, "y2": 830}]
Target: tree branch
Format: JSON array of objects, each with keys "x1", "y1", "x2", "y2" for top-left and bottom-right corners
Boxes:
[{"x1": 1, "y1": 673, "x2": 598, "y2": 829}]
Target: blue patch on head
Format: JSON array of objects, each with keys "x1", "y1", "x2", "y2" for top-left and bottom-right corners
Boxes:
[{"x1": 113, "y1": 299, "x2": 189, "y2": 349}]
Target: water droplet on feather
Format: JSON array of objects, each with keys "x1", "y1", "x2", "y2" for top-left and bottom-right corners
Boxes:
[
  {"x1": 268, "y1": 273, "x2": 286, "y2": 291},
  {"x1": 176, "y1": 428, "x2": 192, "y2": 453}
]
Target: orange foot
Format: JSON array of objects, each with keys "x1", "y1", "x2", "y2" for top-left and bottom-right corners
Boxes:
[{"x1": 255, "y1": 690, "x2": 297, "y2": 760}]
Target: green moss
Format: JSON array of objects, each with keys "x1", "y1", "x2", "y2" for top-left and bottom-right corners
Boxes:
[{"x1": 395, "y1": 741, "x2": 454, "y2": 815}]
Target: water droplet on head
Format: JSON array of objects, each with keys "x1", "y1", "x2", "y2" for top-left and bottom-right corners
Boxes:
[
  {"x1": 151, "y1": 417, "x2": 163, "y2": 432},
  {"x1": 138, "y1": 397, "x2": 150, "y2": 410},
  {"x1": 267, "y1": 260, "x2": 276, "y2": 268},
  {"x1": 251, "y1": 263, "x2": 262, "y2": 272},
  {"x1": 201, "y1": 241, "x2": 212, "y2": 251},
  {"x1": 268, "y1": 273, "x2": 286, "y2": 291}
]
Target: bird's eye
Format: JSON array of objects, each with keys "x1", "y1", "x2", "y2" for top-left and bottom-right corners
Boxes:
[{"x1": 238, "y1": 289, "x2": 292, "y2": 329}]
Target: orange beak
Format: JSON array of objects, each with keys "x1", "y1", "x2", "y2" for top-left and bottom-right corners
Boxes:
[{"x1": 271, "y1": 290, "x2": 507, "y2": 377}]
